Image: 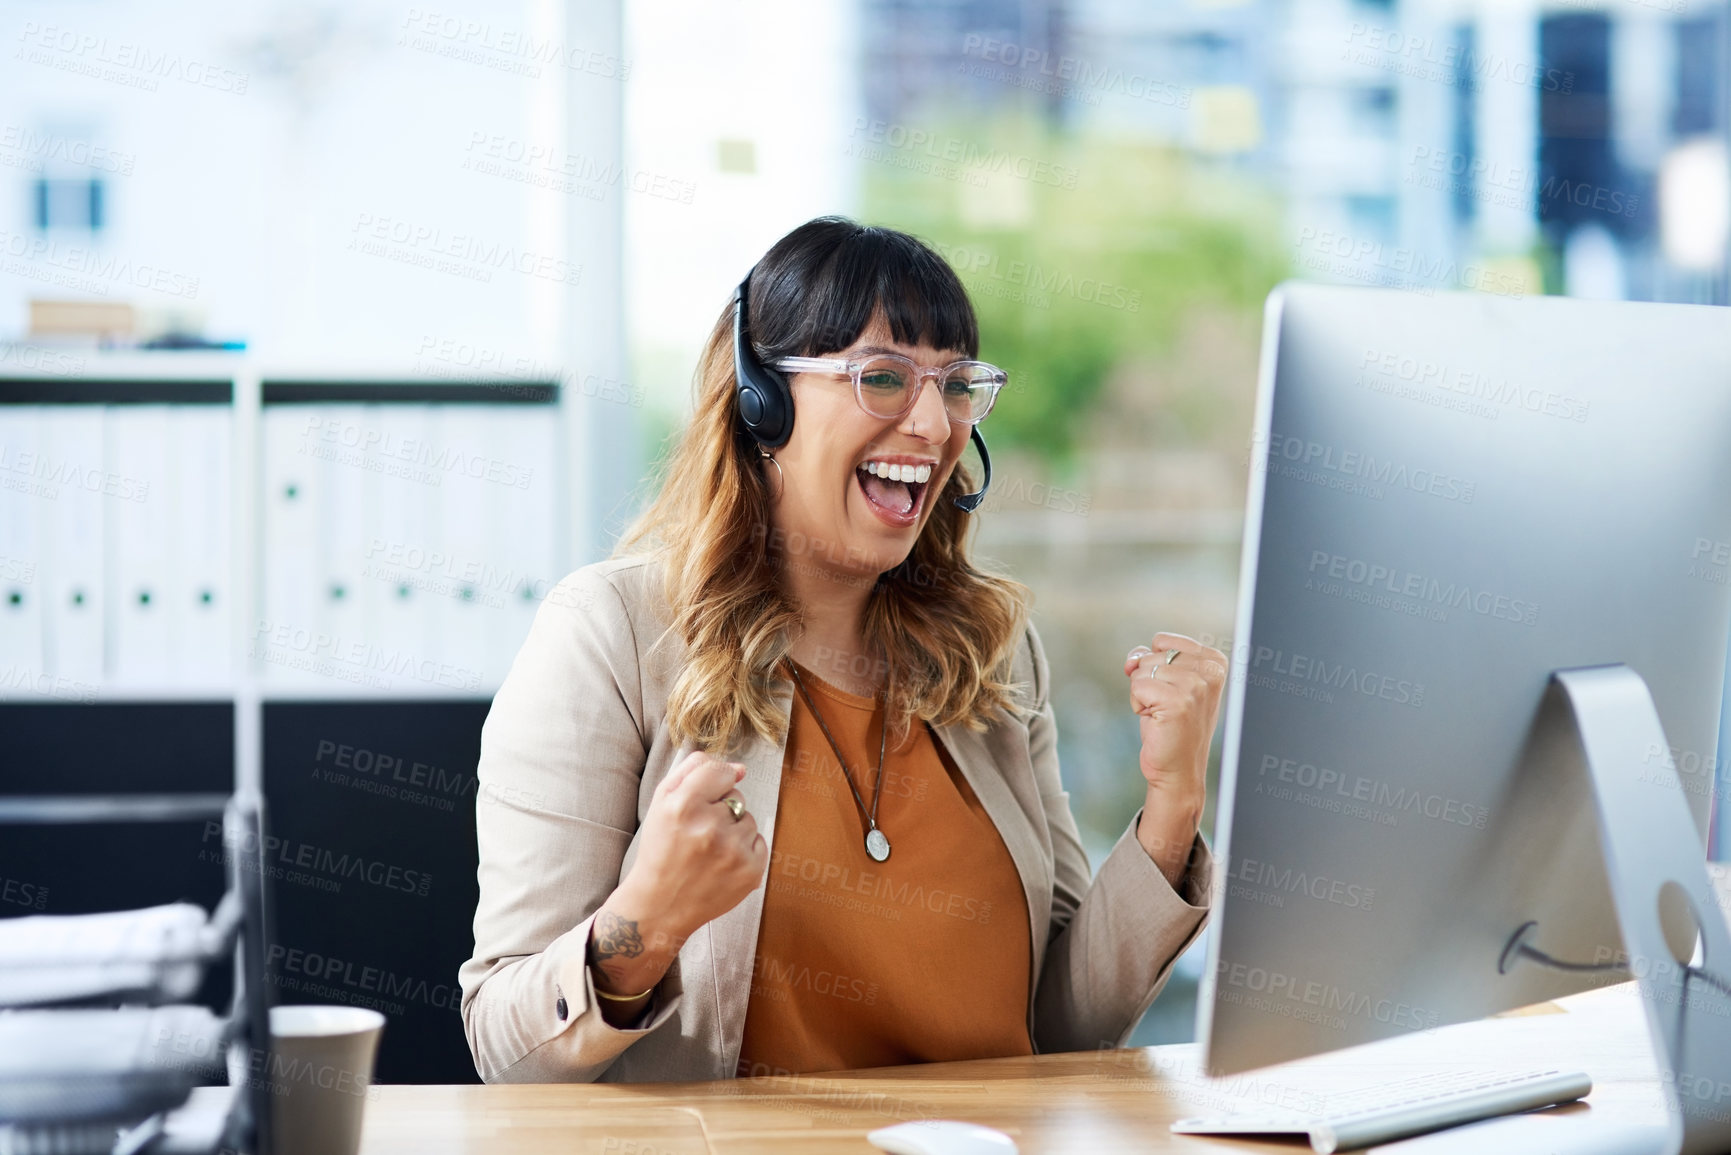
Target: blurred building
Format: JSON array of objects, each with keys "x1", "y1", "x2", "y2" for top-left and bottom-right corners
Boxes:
[
  {"x1": 1295, "y1": 0, "x2": 1727, "y2": 303},
  {"x1": 860, "y1": 0, "x2": 1727, "y2": 305},
  {"x1": 862, "y1": 0, "x2": 1275, "y2": 152}
]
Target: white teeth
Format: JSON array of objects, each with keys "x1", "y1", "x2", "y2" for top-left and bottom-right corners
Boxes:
[{"x1": 860, "y1": 460, "x2": 932, "y2": 482}]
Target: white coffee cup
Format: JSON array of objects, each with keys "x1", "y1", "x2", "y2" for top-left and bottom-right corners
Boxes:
[{"x1": 266, "y1": 1006, "x2": 386, "y2": 1155}]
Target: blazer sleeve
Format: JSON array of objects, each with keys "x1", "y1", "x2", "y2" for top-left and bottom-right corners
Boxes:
[
  {"x1": 458, "y1": 565, "x2": 682, "y2": 1082},
  {"x1": 1024, "y1": 622, "x2": 1215, "y2": 1053}
]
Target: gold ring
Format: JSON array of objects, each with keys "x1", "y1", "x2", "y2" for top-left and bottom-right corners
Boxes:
[
  {"x1": 723, "y1": 795, "x2": 745, "y2": 821},
  {"x1": 1165, "y1": 649, "x2": 1181, "y2": 666}
]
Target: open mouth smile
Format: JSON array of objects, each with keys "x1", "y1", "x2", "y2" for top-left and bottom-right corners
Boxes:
[{"x1": 855, "y1": 459, "x2": 933, "y2": 529}]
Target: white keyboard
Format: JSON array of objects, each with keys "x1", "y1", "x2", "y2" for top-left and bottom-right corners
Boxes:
[{"x1": 1170, "y1": 1068, "x2": 1592, "y2": 1153}]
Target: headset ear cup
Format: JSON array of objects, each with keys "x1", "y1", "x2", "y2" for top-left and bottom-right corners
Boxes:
[
  {"x1": 733, "y1": 276, "x2": 794, "y2": 448},
  {"x1": 736, "y1": 357, "x2": 792, "y2": 448},
  {"x1": 763, "y1": 372, "x2": 792, "y2": 445},
  {"x1": 738, "y1": 385, "x2": 765, "y2": 428}
]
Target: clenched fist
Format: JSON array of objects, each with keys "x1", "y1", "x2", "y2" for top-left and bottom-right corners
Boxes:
[
  {"x1": 586, "y1": 751, "x2": 769, "y2": 1019},
  {"x1": 1124, "y1": 632, "x2": 1228, "y2": 887}
]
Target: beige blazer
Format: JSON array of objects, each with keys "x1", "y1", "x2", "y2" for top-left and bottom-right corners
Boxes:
[{"x1": 458, "y1": 557, "x2": 1214, "y2": 1083}]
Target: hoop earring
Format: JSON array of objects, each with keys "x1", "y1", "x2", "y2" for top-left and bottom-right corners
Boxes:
[{"x1": 759, "y1": 448, "x2": 784, "y2": 495}]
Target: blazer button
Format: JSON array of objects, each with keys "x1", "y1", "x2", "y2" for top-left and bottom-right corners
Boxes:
[{"x1": 556, "y1": 995, "x2": 568, "y2": 1021}]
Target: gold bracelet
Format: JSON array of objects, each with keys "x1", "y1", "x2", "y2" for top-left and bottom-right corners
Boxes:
[{"x1": 593, "y1": 980, "x2": 654, "y2": 1003}]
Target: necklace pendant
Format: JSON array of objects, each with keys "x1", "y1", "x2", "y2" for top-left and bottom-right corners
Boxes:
[{"x1": 865, "y1": 827, "x2": 891, "y2": 862}]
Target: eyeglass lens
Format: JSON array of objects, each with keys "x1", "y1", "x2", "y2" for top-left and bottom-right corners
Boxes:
[{"x1": 856, "y1": 356, "x2": 999, "y2": 422}]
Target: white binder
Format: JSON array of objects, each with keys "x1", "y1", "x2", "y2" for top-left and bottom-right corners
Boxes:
[
  {"x1": 172, "y1": 406, "x2": 231, "y2": 686},
  {"x1": 106, "y1": 406, "x2": 173, "y2": 688},
  {"x1": 316, "y1": 404, "x2": 370, "y2": 691},
  {"x1": 259, "y1": 406, "x2": 323, "y2": 689},
  {"x1": 38, "y1": 406, "x2": 106, "y2": 686},
  {"x1": 429, "y1": 406, "x2": 488, "y2": 695},
  {"x1": 0, "y1": 406, "x2": 46, "y2": 688},
  {"x1": 483, "y1": 406, "x2": 558, "y2": 685},
  {"x1": 364, "y1": 404, "x2": 433, "y2": 693}
]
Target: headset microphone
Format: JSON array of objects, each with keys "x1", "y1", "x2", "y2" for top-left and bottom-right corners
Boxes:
[
  {"x1": 952, "y1": 426, "x2": 992, "y2": 513},
  {"x1": 732, "y1": 270, "x2": 993, "y2": 512}
]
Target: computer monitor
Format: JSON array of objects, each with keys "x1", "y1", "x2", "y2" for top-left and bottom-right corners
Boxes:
[{"x1": 1198, "y1": 283, "x2": 1731, "y2": 1079}]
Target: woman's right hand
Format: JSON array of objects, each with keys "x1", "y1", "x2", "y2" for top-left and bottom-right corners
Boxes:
[{"x1": 586, "y1": 751, "x2": 769, "y2": 1008}]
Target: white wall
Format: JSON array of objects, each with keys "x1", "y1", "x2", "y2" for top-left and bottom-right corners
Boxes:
[
  {"x1": 622, "y1": 0, "x2": 861, "y2": 425},
  {"x1": 2, "y1": 0, "x2": 865, "y2": 570},
  {"x1": 0, "y1": 1, "x2": 580, "y2": 367}
]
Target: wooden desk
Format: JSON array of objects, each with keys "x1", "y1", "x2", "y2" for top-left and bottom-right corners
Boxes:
[
  {"x1": 358, "y1": 984, "x2": 1672, "y2": 1154},
  {"x1": 362, "y1": 867, "x2": 1728, "y2": 1152}
]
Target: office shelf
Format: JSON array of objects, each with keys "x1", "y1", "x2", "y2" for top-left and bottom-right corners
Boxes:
[
  {"x1": 0, "y1": 355, "x2": 567, "y2": 703},
  {"x1": 1, "y1": 355, "x2": 557, "y2": 1086}
]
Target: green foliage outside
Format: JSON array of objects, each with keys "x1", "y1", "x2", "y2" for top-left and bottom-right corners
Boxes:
[{"x1": 859, "y1": 117, "x2": 1289, "y2": 468}]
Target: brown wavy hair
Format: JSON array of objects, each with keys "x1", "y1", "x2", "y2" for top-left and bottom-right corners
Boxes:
[{"x1": 614, "y1": 217, "x2": 1031, "y2": 754}]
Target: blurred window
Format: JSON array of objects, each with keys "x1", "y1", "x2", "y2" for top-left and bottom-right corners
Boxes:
[{"x1": 32, "y1": 177, "x2": 104, "y2": 232}]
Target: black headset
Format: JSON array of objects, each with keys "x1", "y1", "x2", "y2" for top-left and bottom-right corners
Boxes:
[{"x1": 733, "y1": 272, "x2": 992, "y2": 513}]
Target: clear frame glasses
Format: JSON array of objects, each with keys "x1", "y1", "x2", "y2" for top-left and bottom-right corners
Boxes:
[{"x1": 772, "y1": 353, "x2": 1006, "y2": 425}]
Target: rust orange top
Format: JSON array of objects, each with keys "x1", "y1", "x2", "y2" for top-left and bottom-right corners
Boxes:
[{"x1": 736, "y1": 661, "x2": 1034, "y2": 1077}]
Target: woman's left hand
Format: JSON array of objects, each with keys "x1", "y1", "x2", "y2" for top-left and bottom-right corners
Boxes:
[{"x1": 1124, "y1": 632, "x2": 1228, "y2": 885}]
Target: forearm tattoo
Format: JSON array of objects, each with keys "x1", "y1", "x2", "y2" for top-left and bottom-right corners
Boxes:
[{"x1": 590, "y1": 910, "x2": 646, "y2": 963}]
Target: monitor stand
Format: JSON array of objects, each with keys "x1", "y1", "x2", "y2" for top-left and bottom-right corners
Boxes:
[{"x1": 1498, "y1": 665, "x2": 1731, "y2": 1155}]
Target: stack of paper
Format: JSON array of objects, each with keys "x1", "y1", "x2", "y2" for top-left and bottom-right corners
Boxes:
[{"x1": 0, "y1": 903, "x2": 210, "y2": 1008}]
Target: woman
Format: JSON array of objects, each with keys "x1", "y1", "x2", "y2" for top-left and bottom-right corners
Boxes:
[{"x1": 458, "y1": 217, "x2": 1226, "y2": 1083}]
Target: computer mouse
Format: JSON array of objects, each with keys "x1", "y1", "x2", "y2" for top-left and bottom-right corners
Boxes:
[{"x1": 866, "y1": 1119, "x2": 1019, "y2": 1155}]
